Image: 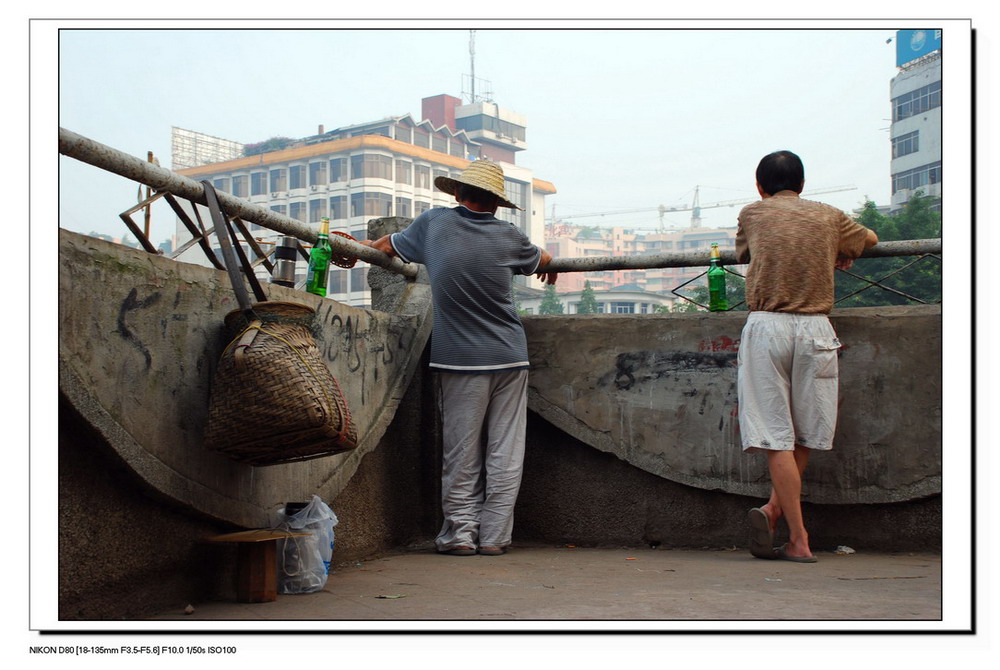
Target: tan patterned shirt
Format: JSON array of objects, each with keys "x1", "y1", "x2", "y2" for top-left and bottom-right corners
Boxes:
[{"x1": 735, "y1": 191, "x2": 872, "y2": 314}]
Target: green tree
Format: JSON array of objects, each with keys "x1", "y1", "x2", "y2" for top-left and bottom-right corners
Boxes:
[
  {"x1": 512, "y1": 277, "x2": 528, "y2": 315},
  {"x1": 576, "y1": 281, "x2": 600, "y2": 314},
  {"x1": 538, "y1": 284, "x2": 565, "y2": 315},
  {"x1": 835, "y1": 192, "x2": 941, "y2": 307},
  {"x1": 243, "y1": 136, "x2": 296, "y2": 157}
]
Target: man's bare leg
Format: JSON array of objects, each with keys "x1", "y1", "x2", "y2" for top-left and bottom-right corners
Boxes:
[{"x1": 763, "y1": 446, "x2": 813, "y2": 558}]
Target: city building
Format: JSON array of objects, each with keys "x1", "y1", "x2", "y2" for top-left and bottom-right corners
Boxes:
[
  {"x1": 516, "y1": 284, "x2": 678, "y2": 315},
  {"x1": 543, "y1": 223, "x2": 740, "y2": 297},
  {"x1": 889, "y1": 29, "x2": 942, "y2": 213},
  {"x1": 173, "y1": 94, "x2": 556, "y2": 307}
]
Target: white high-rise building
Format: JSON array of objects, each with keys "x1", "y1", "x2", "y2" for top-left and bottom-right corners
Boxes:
[{"x1": 888, "y1": 29, "x2": 942, "y2": 213}]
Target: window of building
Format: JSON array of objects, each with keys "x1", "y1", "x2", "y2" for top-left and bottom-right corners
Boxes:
[
  {"x1": 504, "y1": 180, "x2": 529, "y2": 231},
  {"x1": 891, "y1": 131, "x2": 920, "y2": 159},
  {"x1": 213, "y1": 177, "x2": 230, "y2": 192},
  {"x1": 414, "y1": 165, "x2": 431, "y2": 189},
  {"x1": 891, "y1": 161, "x2": 942, "y2": 194},
  {"x1": 329, "y1": 195, "x2": 347, "y2": 220},
  {"x1": 289, "y1": 201, "x2": 307, "y2": 222},
  {"x1": 351, "y1": 192, "x2": 393, "y2": 218},
  {"x1": 270, "y1": 204, "x2": 287, "y2": 216},
  {"x1": 289, "y1": 165, "x2": 306, "y2": 190},
  {"x1": 328, "y1": 269, "x2": 348, "y2": 294},
  {"x1": 456, "y1": 115, "x2": 527, "y2": 142},
  {"x1": 329, "y1": 157, "x2": 347, "y2": 183},
  {"x1": 309, "y1": 199, "x2": 327, "y2": 222},
  {"x1": 432, "y1": 135, "x2": 448, "y2": 154},
  {"x1": 892, "y1": 80, "x2": 941, "y2": 121},
  {"x1": 395, "y1": 125, "x2": 412, "y2": 143},
  {"x1": 395, "y1": 160, "x2": 411, "y2": 185},
  {"x1": 350, "y1": 153, "x2": 393, "y2": 180},
  {"x1": 269, "y1": 168, "x2": 287, "y2": 193},
  {"x1": 449, "y1": 140, "x2": 465, "y2": 158},
  {"x1": 232, "y1": 175, "x2": 248, "y2": 198},
  {"x1": 350, "y1": 267, "x2": 367, "y2": 292},
  {"x1": 250, "y1": 172, "x2": 267, "y2": 196},
  {"x1": 415, "y1": 200, "x2": 431, "y2": 216},
  {"x1": 413, "y1": 128, "x2": 430, "y2": 149},
  {"x1": 309, "y1": 161, "x2": 327, "y2": 186},
  {"x1": 433, "y1": 169, "x2": 449, "y2": 183},
  {"x1": 395, "y1": 197, "x2": 412, "y2": 218},
  {"x1": 612, "y1": 302, "x2": 635, "y2": 314}
]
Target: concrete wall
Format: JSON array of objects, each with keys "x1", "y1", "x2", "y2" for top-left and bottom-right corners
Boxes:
[
  {"x1": 55, "y1": 228, "x2": 941, "y2": 619},
  {"x1": 58, "y1": 228, "x2": 442, "y2": 619},
  {"x1": 523, "y1": 306, "x2": 942, "y2": 505},
  {"x1": 59, "y1": 229, "x2": 434, "y2": 529}
]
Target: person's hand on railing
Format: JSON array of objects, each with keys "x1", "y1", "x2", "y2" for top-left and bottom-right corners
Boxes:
[
  {"x1": 535, "y1": 249, "x2": 558, "y2": 285},
  {"x1": 360, "y1": 236, "x2": 397, "y2": 259},
  {"x1": 835, "y1": 256, "x2": 855, "y2": 271}
]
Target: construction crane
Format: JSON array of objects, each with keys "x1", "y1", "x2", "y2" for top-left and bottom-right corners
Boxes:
[{"x1": 547, "y1": 184, "x2": 858, "y2": 233}]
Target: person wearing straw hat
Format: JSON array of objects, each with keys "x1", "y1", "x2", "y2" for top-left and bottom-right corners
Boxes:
[{"x1": 363, "y1": 160, "x2": 557, "y2": 557}]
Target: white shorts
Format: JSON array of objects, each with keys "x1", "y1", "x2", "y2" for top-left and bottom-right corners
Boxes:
[{"x1": 737, "y1": 311, "x2": 842, "y2": 453}]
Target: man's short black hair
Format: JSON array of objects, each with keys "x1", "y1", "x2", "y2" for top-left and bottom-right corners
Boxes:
[
  {"x1": 458, "y1": 184, "x2": 500, "y2": 209},
  {"x1": 756, "y1": 150, "x2": 805, "y2": 196}
]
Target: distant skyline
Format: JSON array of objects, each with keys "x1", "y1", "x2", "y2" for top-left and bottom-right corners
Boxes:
[{"x1": 51, "y1": 21, "x2": 963, "y2": 247}]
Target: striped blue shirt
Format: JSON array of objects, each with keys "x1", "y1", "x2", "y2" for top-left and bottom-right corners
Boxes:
[{"x1": 390, "y1": 206, "x2": 542, "y2": 372}]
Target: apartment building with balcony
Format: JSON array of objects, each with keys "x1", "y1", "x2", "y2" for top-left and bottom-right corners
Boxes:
[{"x1": 173, "y1": 94, "x2": 556, "y2": 307}]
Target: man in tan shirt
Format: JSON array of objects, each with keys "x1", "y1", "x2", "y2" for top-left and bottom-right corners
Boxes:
[{"x1": 735, "y1": 150, "x2": 878, "y2": 562}]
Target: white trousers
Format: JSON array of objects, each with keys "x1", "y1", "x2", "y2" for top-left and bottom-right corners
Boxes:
[
  {"x1": 738, "y1": 311, "x2": 842, "y2": 453},
  {"x1": 435, "y1": 369, "x2": 529, "y2": 551}
]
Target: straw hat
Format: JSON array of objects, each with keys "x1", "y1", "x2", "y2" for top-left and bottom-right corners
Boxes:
[{"x1": 434, "y1": 160, "x2": 521, "y2": 210}]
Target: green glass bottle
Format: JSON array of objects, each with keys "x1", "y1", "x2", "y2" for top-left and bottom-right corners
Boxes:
[
  {"x1": 305, "y1": 217, "x2": 332, "y2": 297},
  {"x1": 708, "y1": 242, "x2": 728, "y2": 312}
]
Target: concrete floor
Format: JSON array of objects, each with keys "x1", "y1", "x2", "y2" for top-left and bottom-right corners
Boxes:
[{"x1": 150, "y1": 543, "x2": 941, "y2": 627}]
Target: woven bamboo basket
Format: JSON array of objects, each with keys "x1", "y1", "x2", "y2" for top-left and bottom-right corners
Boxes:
[{"x1": 204, "y1": 301, "x2": 357, "y2": 466}]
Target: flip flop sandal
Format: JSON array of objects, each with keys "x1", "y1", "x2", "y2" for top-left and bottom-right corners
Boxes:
[
  {"x1": 437, "y1": 546, "x2": 476, "y2": 556},
  {"x1": 748, "y1": 508, "x2": 776, "y2": 559},
  {"x1": 477, "y1": 546, "x2": 507, "y2": 556},
  {"x1": 775, "y1": 543, "x2": 818, "y2": 563}
]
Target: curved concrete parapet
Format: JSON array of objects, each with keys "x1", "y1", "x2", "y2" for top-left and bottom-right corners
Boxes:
[
  {"x1": 523, "y1": 306, "x2": 941, "y2": 505},
  {"x1": 58, "y1": 228, "x2": 432, "y2": 529}
]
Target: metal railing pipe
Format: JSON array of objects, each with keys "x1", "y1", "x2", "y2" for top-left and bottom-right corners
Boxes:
[
  {"x1": 543, "y1": 239, "x2": 940, "y2": 273},
  {"x1": 60, "y1": 128, "x2": 939, "y2": 278},
  {"x1": 58, "y1": 127, "x2": 418, "y2": 278}
]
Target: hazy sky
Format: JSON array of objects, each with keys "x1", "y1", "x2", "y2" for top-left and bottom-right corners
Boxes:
[{"x1": 55, "y1": 22, "x2": 936, "y2": 245}]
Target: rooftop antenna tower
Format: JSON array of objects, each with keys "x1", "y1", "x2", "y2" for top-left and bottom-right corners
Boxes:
[{"x1": 462, "y1": 29, "x2": 494, "y2": 103}]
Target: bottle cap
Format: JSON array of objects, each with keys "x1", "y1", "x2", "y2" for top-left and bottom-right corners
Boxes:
[
  {"x1": 710, "y1": 243, "x2": 720, "y2": 259},
  {"x1": 318, "y1": 217, "x2": 330, "y2": 235}
]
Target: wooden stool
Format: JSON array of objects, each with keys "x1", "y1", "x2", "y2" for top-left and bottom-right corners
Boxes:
[{"x1": 204, "y1": 529, "x2": 309, "y2": 603}]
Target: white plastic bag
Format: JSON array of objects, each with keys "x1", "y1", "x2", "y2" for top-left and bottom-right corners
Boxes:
[{"x1": 273, "y1": 495, "x2": 338, "y2": 594}]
